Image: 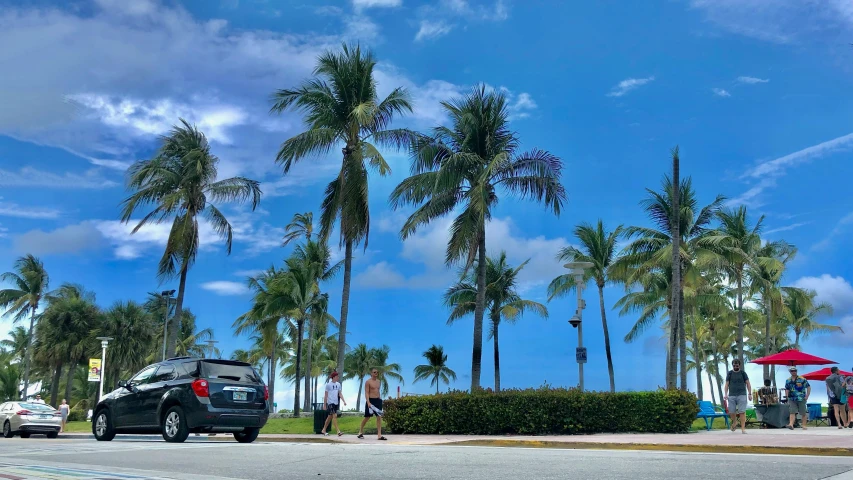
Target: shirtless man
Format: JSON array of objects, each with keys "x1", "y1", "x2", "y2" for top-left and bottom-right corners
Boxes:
[{"x1": 357, "y1": 369, "x2": 386, "y2": 441}]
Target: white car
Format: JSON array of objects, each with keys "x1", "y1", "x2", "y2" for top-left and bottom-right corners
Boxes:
[{"x1": 0, "y1": 401, "x2": 62, "y2": 438}]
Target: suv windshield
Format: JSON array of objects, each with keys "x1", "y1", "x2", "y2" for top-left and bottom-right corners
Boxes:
[{"x1": 200, "y1": 360, "x2": 262, "y2": 383}]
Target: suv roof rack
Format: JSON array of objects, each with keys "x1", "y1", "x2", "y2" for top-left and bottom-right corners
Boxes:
[{"x1": 166, "y1": 356, "x2": 193, "y2": 361}]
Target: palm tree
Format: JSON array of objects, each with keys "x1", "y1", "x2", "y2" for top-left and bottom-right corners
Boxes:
[
  {"x1": 701, "y1": 206, "x2": 777, "y2": 365},
  {"x1": 120, "y1": 119, "x2": 262, "y2": 358},
  {"x1": 446, "y1": 252, "x2": 547, "y2": 391},
  {"x1": 781, "y1": 287, "x2": 837, "y2": 347},
  {"x1": 96, "y1": 301, "x2": 156, "y2": 391},
  {"x1": 1, "y1": 326, "x2": 28, "y2": 363},
  {"x1": 390, "y1": 86, "x2": 565, "y2": 390},
  {"x1": 370, "y1": 345, "x2": 404, "y2": 397},
  {"x1": 0, "y1": 254, "x2": 52, "y2": 400},
  {"x1": 271, "y1": 43, "x2": 415, "y2": 378},
  {"x1": 283, "y1": 212, "x2": 315, "y2": 246},
  {"x1": 749, "y1": 241, "x2": 796, "y2": 379},
  {"x1": 549, "y1": 220, "x2": 622, "y2": 392},
  {"x1": 344, "y1": 344, "x2": 373, "y2": 410},
  {"x1": 413, "y1": 345, "x2": 457, "y2": 394},
  {"x1": 174, "y1": 310, "x2": 215, "y2": 357},
  {"x1": 0, "y1": 359, "x2": 20, "y2": 402}
]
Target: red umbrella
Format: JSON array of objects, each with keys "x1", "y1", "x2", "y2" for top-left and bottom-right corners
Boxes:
[
  {"x1": 800, "y1": 368, "x2": 853, "y2": 381},
  {"x1": 749, "y1": 349, "x2": 836, "y2": 366}
]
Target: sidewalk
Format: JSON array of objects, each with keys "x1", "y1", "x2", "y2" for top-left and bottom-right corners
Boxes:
[{"x1": 60, "y1": 427, "x2": 853, "y2": 455}]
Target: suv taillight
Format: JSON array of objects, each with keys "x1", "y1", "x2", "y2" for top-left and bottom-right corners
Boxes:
[
  {"x1": 16, "y1": 409, "x2": 31, "y2": 416},
  {"x1": 192, "y1": 378, "x2": 209, "y2": 398},
  {"x1": 264, "y1": 386, "x2": 269, "y2": 401}
]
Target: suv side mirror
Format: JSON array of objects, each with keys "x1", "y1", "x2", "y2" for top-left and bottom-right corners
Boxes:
[{"x1": 117, "y1": 380, "x2": 129, "y2": 389}]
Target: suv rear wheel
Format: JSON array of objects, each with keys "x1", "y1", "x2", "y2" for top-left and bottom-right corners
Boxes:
[
  {"x1": 162, "y1": 406, "x2": 189, "y2": 443},
  {"x1": 93, "y1": 410, "x2": 115, "y2": 441},
  {"x1": 234, "y1": 427, "x2": 260, "y2": 443}
]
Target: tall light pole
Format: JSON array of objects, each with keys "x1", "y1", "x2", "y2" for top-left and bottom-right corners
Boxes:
[
  {"x1": 161, "y1": 290, "x2": 176, "y2": 361},
  {"x1": 95, "y1": 336, "x2": 113, "y2": 403},
  {"x1": 564, "y1": 261, "x2": 593, "y2": 391}
]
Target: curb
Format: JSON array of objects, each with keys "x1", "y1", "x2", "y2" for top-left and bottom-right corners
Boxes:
[{"x1": 443, "y1": 440, "x2": 853, "y2": 456}]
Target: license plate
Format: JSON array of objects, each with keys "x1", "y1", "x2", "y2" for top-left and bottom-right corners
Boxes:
[
  {"x1": 233, "y1": 392, "x2": 247, "y2": 401},
  {"x1": 38, "y1": 415, "x2": 51, "y2": 420}
]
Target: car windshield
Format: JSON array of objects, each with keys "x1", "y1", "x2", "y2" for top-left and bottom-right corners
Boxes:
[
  {"x1": 19, "y1": 403, "x2": 55, "y2": 411},
  {"x1": 200, "y1": 360, "x2": 262, "y2": 383}
]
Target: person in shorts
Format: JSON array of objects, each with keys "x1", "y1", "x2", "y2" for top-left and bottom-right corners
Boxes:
[
  {"x1": 724, "y1": 359, "x2": 752, "y2": 433},
  {"x1": 826, "y1": 366, "x2": 847, "y2": 428},
  {"x1": 357, "y1": 368, "x2": 386, "y2": 441},
  {"x1": 784, "y1": 366, "x2": 810, "y2": 430},
  {"x1": 320, "y1": 371, "x2": 346, "y2": 436}
]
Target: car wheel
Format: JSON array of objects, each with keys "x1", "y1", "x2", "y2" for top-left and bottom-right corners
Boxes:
[
  {"x1": 93, "y1": 410, "x2": 116, "y2": 441},
  {"x1": 233, "y1": 427, "x2": 260, "y2": 444},
  {"x1": 2, "y1": 421, "x2": 12, "y2": 438},
  {"x1": 162, "y1": 406, "x2": 189, "y2": 443},
  {"x1": 47, "y1": 431, "x2": 59, "y2": 439},
  {"x1": 19, "y1": 433, "x2": 30, "y2": 439}
]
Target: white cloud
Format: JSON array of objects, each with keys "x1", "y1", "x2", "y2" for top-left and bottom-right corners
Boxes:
[
  {"x1": 792, "y1": 274, "x2": 853, "y2": 315},
  {"x1": 712, "y1": 88, "x2": 731, "y2": 97},
  {"x1": 508, "y1": 92, "x2": 537, "y2": 119},
  {"x1": 0, "y1": 166, "x2": 118, "y2": 189},
  {"x1": 737, "y1": 76, "x2": 769, "y2": 84},
  {"x1": 353, "y1": 261, "x2": 408, "y2": 289},
  {"x1": 14, "y1": 222, "x2": 104, "y2": 255},
  {"x1": 352, "y1": 0, "x2": 402, "y2": 10},
  {"x1": 200, "y1": 281, "x2": 249, "y2": 296},
  {"x1": 811, "y1": 212, "x2": 853, "y2": 251},
  {"x1": 606, "y1": 77, "x2": 655, "y2": 97},
  {"x1": 0, "y1": 198, "x2": 61, "y2": 220},
  {"x1": 234, "y1": 269, "x2": 264, "y2": 278},
  {"x1": 763, "y1": 222, "x2": 810, "y2": 235},
  {"x1": 415, "y1": 20, "x2": 454, "y2": 41}
]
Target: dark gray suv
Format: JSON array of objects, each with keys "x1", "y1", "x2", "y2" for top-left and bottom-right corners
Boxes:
[{"x1": 92, "y1": 357, "x2": 269, "y2": 443}]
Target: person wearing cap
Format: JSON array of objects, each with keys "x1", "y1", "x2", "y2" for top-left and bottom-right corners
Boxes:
[
  {"x1": 784, "y1": 366, "x2": 810, "y2": 430},
  {"x1": 724, "y1": 359, "x2": 752, "y2": 433},
  {"x1": 320, "y1": 371, "x2": 346, "y2": 437}
]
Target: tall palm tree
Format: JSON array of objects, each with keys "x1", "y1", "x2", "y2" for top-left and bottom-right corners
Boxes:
[
  {"x1": 283, "y1": 212, "x2": 314, "y2": 246},
  {"x1": 413, "y1": 345, "x2": 457, "y2": 394},
  {"x1": 271, "y1": 43, "x2": 414, "y2": 379},
  {"x1": 701, "y1": 206, "x2": 777, "y2": 365},
  {"x1": 750, "y1": 241, "x2": 796, "y2": 379},
  {"x1": 0, "y1": 254, "x2": 52, "y2": 400},
  {"x1": 781, "y1": 287, "x2": 837, "y2": 347},
  {"x1": 549, "y1": 220, "x2": 622, "y2": 392},
  {"x1": 120, "y1": 119, "x2": 262, "y2": 358},
  {"x1": 390, "y1": 86, "x2": 565, "y2": 390},
  {"x1": 446, "y1": 252, "x2": 547, "y2": 391}
]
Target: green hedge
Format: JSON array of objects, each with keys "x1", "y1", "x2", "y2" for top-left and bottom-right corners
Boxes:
[{"x1": 384, "y1": 388, "x2": 698, "y2": 435}]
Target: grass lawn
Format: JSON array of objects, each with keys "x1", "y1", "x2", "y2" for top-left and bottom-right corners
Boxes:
[{"x1": 63, "y1": 415, "x2": 380, "y2": 436}]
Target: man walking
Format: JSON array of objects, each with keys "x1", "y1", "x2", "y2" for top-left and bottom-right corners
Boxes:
[
  {"x1": 826, "y1": 366, "x2": 847, "y2": 428},
  {"x1": 357, "y1": 369, "x2": 387, "y2": 441},
  {"x1": 320, "y1": 371, "x2": 346, "y2": 437},
  {"x1": 784, "y1": 366, "x2": 810, "y2": 430},
  {"x1": 724, "y1": 359, "x2": 752, "y2": 433}
]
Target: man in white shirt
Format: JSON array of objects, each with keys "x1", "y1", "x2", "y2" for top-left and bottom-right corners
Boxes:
[
  {"x1": 320, "y1": 371, "x2": 347, "y2": 436},
  {"x1": 32, "y1": 394, "x2": 46, "y2": 405}
]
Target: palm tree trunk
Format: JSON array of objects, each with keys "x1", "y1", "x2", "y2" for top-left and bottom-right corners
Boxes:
[
  {"x1": 598, "y1": 284, "x2": 616, "y2": 392},
  {"x1": 336, "y1": 240, "x2": 353, "y2": 378},
  {"x1": 492, "y1": 313, "x2": 501, "y2": 392},
  {"x1": 690, "y1": 312, "x2": 703, "y2": 400},
  {"x1": 763, "y1": 299, "x2": 771, "y2": 380},
  {"x1": 268, "y1": 352, "x2": 276, "y2": 411},
  {"x1": 771, "y1": 365, "x2": 777, "y2": 388},
  {"x1": 668, "y1": 150, "x2": 681, "y2": 390},
  {"x1": 21, "y1": 308, "x2": 37, "y2": 400},
  {"x1": 679, "y1": 289, "x2": 687, "y2": 391},
  {"x1": 355, "y1": 375, "x2": 364, "y2": 411},
  {"x1": 471, "y1": 227, "x2": 487, "y2": 391},
  {"x1": 706, "y1": 369, "x2": 717, "y2": 405},
  {"x1": 795, "y1": 330, "x2": 801, "y2": 349},
  {"x1": 314, "y1": 376, "x2": 318, "y2": 408},
  {"x1": 50, "y1": 363, "x2": 63, "y2": 407},
  {"x1": 710, "y1": 331, "x2": 725, "y2": 405},
  {"x1": 293, "y1": 319, "x2": 304, "y2": 417},
  {"x1": 64, "y1": 361, "x2": 76, "y2": 405},
  {"x1": 435, "y1": 373, "x2": 440, "y2": 395},
  {"x1": 736, "y1": 272, "x2": 745, "y2": 365},
  {"x1": 168, "y1": 262, "x2": 190, "y2": 359},
  {"x1": 304, "y1": 317, "x2": 315, "y2": 412}
]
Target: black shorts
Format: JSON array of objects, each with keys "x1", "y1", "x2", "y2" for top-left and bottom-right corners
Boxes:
[
  {"x1": 327, "y1": 403, "x2": 339, "y2": 415},
  {"x1": 830, "y1": 397, "x2": 843, "y2": 406},
  {"x1": 364, "y1": 398, "x2": 383, "y2": 418}
]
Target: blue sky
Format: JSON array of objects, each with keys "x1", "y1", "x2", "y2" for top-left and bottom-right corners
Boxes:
[{"x1": 1, "y1": 0, "x2": 852, "y2": 407}]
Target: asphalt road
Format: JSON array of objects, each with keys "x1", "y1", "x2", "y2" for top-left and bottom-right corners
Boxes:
[{"x1": 2, "y1": 438, "x2": 853, "y2": 479}]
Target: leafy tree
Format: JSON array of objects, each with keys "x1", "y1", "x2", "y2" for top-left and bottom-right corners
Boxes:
[
  {"x1": 0, "y1": 326, "x2": 28, "y2": 363},
  {"x1": 413, "y1": 345, "x2": 457, "y2": 394},
  {"x1": 120, "y1": 119, "x2": 261, "y2": 358},
  {"x1": 96, "y1": 301, "x2": 156, "y2": 390},
  {"x1": 391, "y1": 86, "x2": 565, "y2": 390},
  {"x1": 271, "y1": 43, "x2": 414, "y2": 379}
]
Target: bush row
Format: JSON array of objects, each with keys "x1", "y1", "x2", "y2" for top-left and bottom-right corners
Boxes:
[{"x1": 383, "y1": 388, "x2": 698, "y2": 435}]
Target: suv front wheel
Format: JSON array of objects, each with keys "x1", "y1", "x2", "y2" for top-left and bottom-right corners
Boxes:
[
  {"x1": 162, "y1": 406, "x2": 189, "y2": 443},
  {"x1": 93, "y1": 410, "x2": 115, "y2": 441},
  {"x1": 234, "y1": 427, "x2": 260, "y2": 443}
]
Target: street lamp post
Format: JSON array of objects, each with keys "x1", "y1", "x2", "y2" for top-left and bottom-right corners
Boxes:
[
  {"x1": 161, "y1": 290, "x2": 176, "y2": 361},
  {"x1": 564, "y1": 261, "x2": 593, "y2": 391},
  {"x1": 95, "y1": 336, "x2": 113, "y2": 403}
]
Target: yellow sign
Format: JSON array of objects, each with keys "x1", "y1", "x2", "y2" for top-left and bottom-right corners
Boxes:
[{"x1": 88, "y1": 359, "x2": 102, "y2": 382}]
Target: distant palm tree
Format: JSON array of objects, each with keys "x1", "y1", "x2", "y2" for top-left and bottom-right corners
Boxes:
[
  {"x1": 549, "y1": 220, "x2": 623, "y2": 392},
  {"x1": 271, "y1": 43, "x2": 415, "y2": 379},
  {"x1": 283, "y1": 212, "x2": 315, "y2": 246},
  {"x1": 174, "y1": 310, "x2": 216, "y2": 358},
  {"x1": 344, "y1": 344, "x2": 373, "y2": 410},
  {"x1": 370, "y1": 345, "x2": 404, "y2": 397},
  {"x1": 781, "y1": 287, "x2": 837, "y2": 347},
  {"x1": 0, "y1": 360, "x2": 20, "y2": 402},
  {"x1": 749, "y1": 241, "x2": 796, "y2": 379},
  {"x1": 391, "y1": 86, "x2": 565, "y2": 390},
  {"x1": 120, "y1": 119, "x2": 261, "y2": 358},
  {"x1": 413, "y1": 345, "x2": 457, "y2": 394},
  {"x1": 0, "y1": 254, "x2": 52, "y2": 400},
  {"x1": 1, "y1": 326, "x2": 28, "y2": 363},
  {"x1": 446, "y1": 252, "x2": 547, "y2": 391},
  {"x1": 97, "y1": 301, "x2": 156, "y2": 390}
]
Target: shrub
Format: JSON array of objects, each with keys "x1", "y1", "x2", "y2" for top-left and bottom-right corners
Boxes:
[
  {"x1": 67, "y1": 409, "x2": 87, "y2": 422},
  {"x1": 384, "y1": 388, "x2": 698, "y2": 435}
]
